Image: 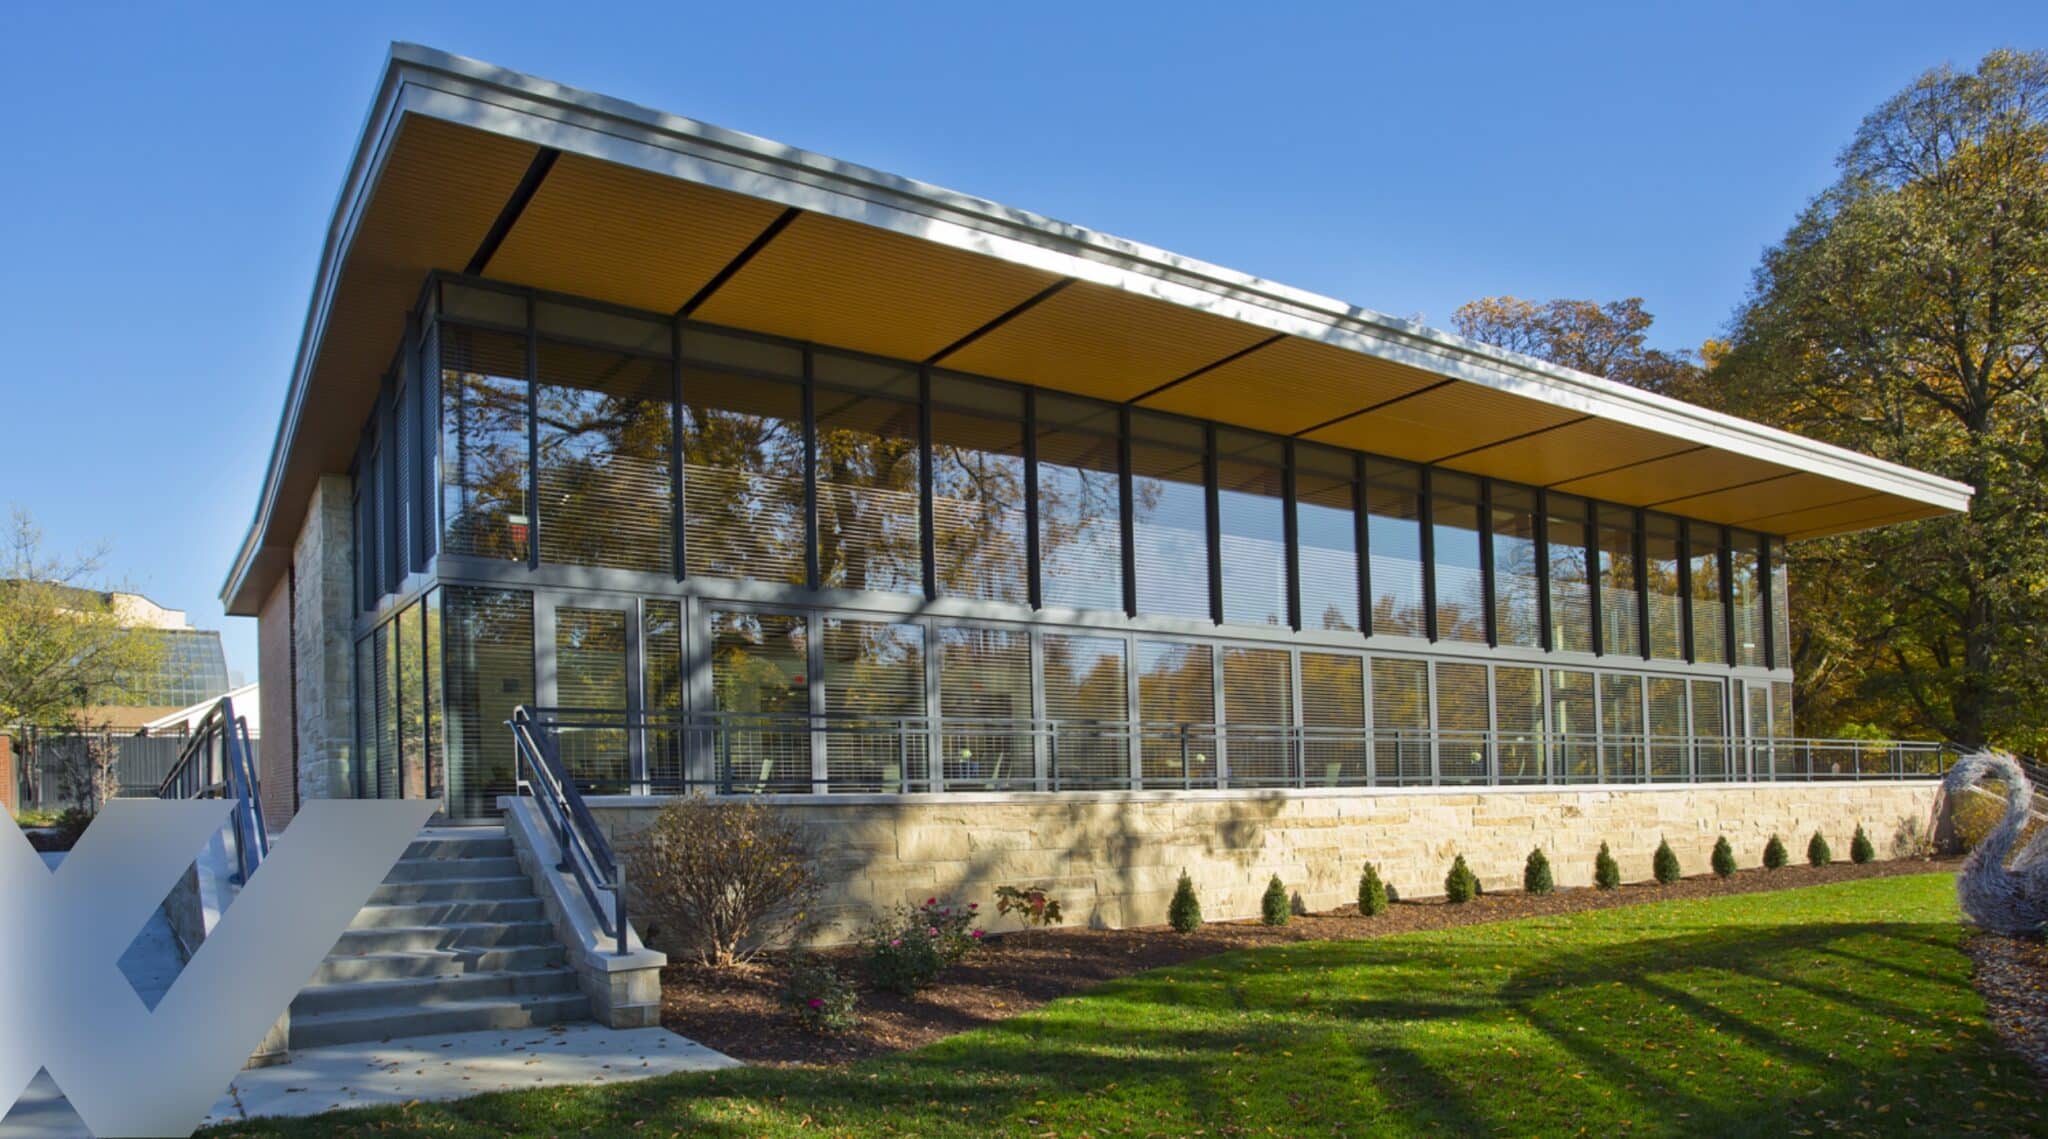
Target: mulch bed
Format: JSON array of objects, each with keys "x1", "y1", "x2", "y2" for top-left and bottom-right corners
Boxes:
[
  {"x1": 1966, "y1": 931, "x2": 2048, "y2": 1081},
  {"x1": 661, "y1": 857, "x2": 1955, "y2": 1067}
]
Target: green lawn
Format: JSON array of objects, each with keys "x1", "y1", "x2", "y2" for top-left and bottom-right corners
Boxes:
[{"x1": 206, "y1": 873, "x2": 2040, "y2": 1137}]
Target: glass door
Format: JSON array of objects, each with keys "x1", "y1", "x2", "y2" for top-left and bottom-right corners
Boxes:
[
  {"x1": 536, "y1": 593, "x2": 642, "y2": 794},
  {"x1": 1741, "y1": 681, "x2": 1773, "y2": 778}
]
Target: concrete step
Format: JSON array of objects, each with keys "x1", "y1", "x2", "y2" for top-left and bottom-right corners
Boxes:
[
  {"x1": 291, "y1": 968, "x2": 578, "y2": 1017},
  {"x1": 368, "y1": 876, "x2": 536, "y2": 905},
  {"x1": 382, "y1": 856, "x2": 524, "y2": 883},
  {"x1": 403, "y1": 835, "x2": 516, "y2": 861},
  {"x1": 331, "y1": 920, "x2": 556, "y2": 957},
  {"x1": 288, "y1": 992, "x2": 591, "y2": 1050},
  {"x1": 309, "y1": 945, "x2": 565, "y2": 985},
  {"x1": 348, "y1": 898, "x2": 546, "y2": 929}
]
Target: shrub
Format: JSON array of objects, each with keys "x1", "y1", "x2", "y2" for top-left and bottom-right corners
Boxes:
[
  {"x1": 23, "y1": 807, "x2": 93, "y2": 853},
  {"x1": 1594, "y1": 842, "x2": 1621, "y2": 890},
  {"x1": 1260, "y1": 875, "x2": 1291, "y2": 926},
  {"x1": 1851, "y1": 824, "x2": 1875, "y2": 865},
  {"x1": 1385, "y1": 881, "x2": 1401, "y2": 904},
  {"x1": 1444, "y1": 855, "x2": 1478, "y2": 904},
  {"x1": 779, "y1": 956, "x2": 858, "y2": 1034},
  {"x1": 1763, "y1": 834, "x2": 1789, "y2": 870},
  {"x1": 1357, "y1": 862, "x2": 1389, "y2": 916},
  {"x1": 1168, "y1": 869, "x2": 1203, "y2": 933},
  {"x1": 1711, "y1": 836, "x2": 1736, "y2": 879},
  {"x1": 993, "y1": 884, "x2": 1064, "y2": 927},
  {"x1": 1808, "y1": 831, "x2": 1833, "y2": 867},
  {"x1": 1523, "y1": 848, "x2": 1554, "y2": 895},
  {"x1": 621, "y1": 794, "x2": 819, "y2": 968},
  {"x1": 1892, "y1": 816, "x2": 1932, "y2": 859},
  {"x1": 1653, "y1": 838, "x2": 1681, "y2": 885},
  {"x1": 862, "y1": 897, "x2": 984, "y2": 996}
]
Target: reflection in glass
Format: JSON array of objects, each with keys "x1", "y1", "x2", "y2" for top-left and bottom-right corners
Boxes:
[
  {"x1": 1138, "y1": 641, "x2": 1214, "y2": 787},
  {"x1": 1044, "y1": 634, "x2": 1128, "y2": 788},
  {"x1": 1131, "y1": 414, "x2": 1210, "y2": 620},
  {"x1": 536, "y1": 340, "x2": 674, "y2": 574},
  {"x1": 1036, "y1": 397, "x2": 1123, "y2": 612},
  {"x1": 1435, "y1": 660, "x2": 1489, "y2": 782},
  {"x1": 1491, "y1": 486, "x2": 1541, "y2": 648},
  {"x1": 1301, "y1": 652, "x2": 1366, "y2": 784},
  {"x1": 440, "y1": 326, "x2": 530, "y2": 561},
  {"x1": 441, "y1": 587, "x2": 533, "y2": 820},
  {"x1": 822, "y1": 618, "x2": 927, "y2": 790},
  {"x1": 555, "y1": 606, "x2": 630, "y2": 793},
  {"x1": 1596, "y1": 505, "x2": 1640, "y2": 657},
  {"x1": 644, "y1": 600, "x2": 684, "y2": 788},
  {"x1": 1371, "y1": 656, "x2": 1429, "y2": 783},
  {"x1": 1548, "y1": 496, "x2": 1592, "y2": 653},
  {"x1": 1549, "y1": 668, "x2": 1596, "y2": 779},
  {"x1": 1690, "y1": 528, "x2": 1727, "y2": 664},
  {"x1": 1494, "y1": 664, "x2": 1543, "y2": 781},
  {"x1": 1645, "y1": 515, "x2": 1685, "y2": 660},
  {"x1": 815, "y1": 378, "x2": 921, "y2": 595},
  {"x1": 939, "y1": 626, "x2": 1033, "y2": 789},
  {"x1": 709, "y1": 609, "x2": 809, "y2": 792},
  {"x1": 931, "y1": 376, "x2": 1028, "y2": 604},
  {"x1": 1216, "y1": 431, "x2": 1285, "y2": 628},
  {"x1": 1431, "y1": 474, "x2": 1486, "y2": 644},
  {"x1": 682, "y1": 366, "x2": 807, "y2": 585},
  {"x1": 1223, "y1": 647, "x2": 1293, "y2": 785},
  {"x1": 1730, "y1": 530, "x2": 1764, "y2": 667},
  {"x1": 1366, "y1": 462, "x2": 1425, "y2": 637},
  {"x1": 1295, "y1": 445, "x2": 1359, "y2": 632},
  {"x1": 1600, "y1": 673, "x2": 1644, "y2": 780}
]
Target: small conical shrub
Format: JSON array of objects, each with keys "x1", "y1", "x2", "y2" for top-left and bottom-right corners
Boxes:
[
  {"x1": 1444, "y1": 855, "x2": 1478, "y2": 904},
  {"x1": 1168, "y1": 869, "x2": 1202, "y2": 933},
  {"x1": 1653, "y1": 838, "x2": 1682, "y2": 885},
  {"x1": 1523, "y1": 848, "x2": 1554, "y2": 895},
  {"x1": 1260, "y1": 874, "x2": 1291, "y2": 926},
  {"x1": 1850, "y1": 824, "x2": 1875, "y2": 865},
  {"x1": 1384, "y1": 881, "x2": 1400, "y2": 904},
  {"x1": 1763, "y1": 834, "x2": 1789, "y2": 870},
  {"x1": 1807, "y1": 831, "x2": 1832, "y2": 867},
  {"x1": 1594, "y1": 842, "x2": 1621, "y2": 890},
  {"x1": 1357, "y1": 862, "x2": 1389, "y2": 917},
  {"x1": 1711, "y1": 835, "x2": 1736, "y2": 879}
]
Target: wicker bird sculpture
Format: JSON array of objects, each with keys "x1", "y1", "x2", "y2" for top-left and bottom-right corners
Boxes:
[{"x1": 1943, "y1": 750, "x2": 2048, "y2": 936}]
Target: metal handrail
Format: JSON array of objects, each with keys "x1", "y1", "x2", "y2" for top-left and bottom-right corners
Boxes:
[
  {"x1": 518, "y1": 707, "x2": 1960, "y2": 796},
  {"x1": 155, "y1": 695, "x2": 269, "y2": 885},
  {"x1": 509, "y1": 706, "x2": 629, "y2": 956}
]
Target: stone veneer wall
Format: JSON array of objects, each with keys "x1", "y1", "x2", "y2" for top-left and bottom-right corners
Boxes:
[
  {"x1": 291, "y1": 475, "x2": 355, "y2": 807},
  {"x1": 256, "y1": 575, "x2": 297, "y2": 828},
  {"x1": 588, "y1": 782, "x2": 1940, "y2": 944}
]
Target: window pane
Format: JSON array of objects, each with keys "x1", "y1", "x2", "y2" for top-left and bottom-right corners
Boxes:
[
  {"x1": 709, "y1": 610, "x2": 810, "y2": 792},
  {"x1": 1366, "y1": 462, "x2": 1425, "y2": 638},
  {"x1": 536, "y1": 340, "x2": 674, "y2": 574},
  {"x1": 682, "y1": 367, "x2": 807, "y2": 585},
  {"x1": 644, "y1": 600, "x2": 684, "y2": 790},
  {"x1": 1222, "y1": 647, "x2": 1292, "y2": 785},
  {"x1": 1547, "y1": 496, "x2": 1592, "y2": 653},
  {"x1": 1597, "y1": 505, "x2": 1641, "y2": 657},
  {"x1": 1600, "y1": 673, "x2": 1644, "y2": 780},
  {"x1": 1491, "y1": 486, "x2": 1541, "y2": 648},
  {"x1": 1132, "y1": 415, "x2": 1210, "y2": 620},
  {"x1": 423, "y1": 590, "x2": 443, "y2": 801},
  {"x1": 1435, "y1": 661, "x2": 1489, "y2": 783},
  {"x1": 555, "y1": 606, "x2": 630, "y2": 793},
  {"x1": 441, "y1": 587, "x2": 533, "y2": 820},
  {"x1": 932, "y1": 377, "x2": 1028, "y2": 604},
  {"x1": 815, "y1": 383, "x2": 922, "y2": 595},
  {"x1": 1771, "y1": 681, "x2": 1794, "y2": 740},
  {"x1": 1647, "y1": 676, "x2": 1687, "y2": 779},
  {"x1": 1296, "y1": 445, "x2": 1359, "y2": 632},
  {"x1": 938, "y1": 625, "x2": 1033, "y2": 790},
  {"x1": 822, "y1": 618, "x2": 925, "y2": 791},
  {"x1": 1216, "y1": 431, "x2": 1286, "y2": 628},
  {"x1": 1692, "y1": 678, "x2": 1729, "y2": 778},
  {"x1": 1769, "y1": 537, "x2": 1792, "y2": 670},
  {"x1": 1431, "y1": 474, "x2": 1486, "y2": 644},
  {"x1": 1301, "y1": 652, "x2": 1364, "y2": 785},
  {"x1": 1138, "y1": 641, "x2": 1214, "y2": 787},
  {"x1": 1036, "y1": 398, "x2": 1123, "y2": 612},
  {"x1": 1371, "y1": 656, "x2": 1429, "y2": 783},
  {"x1": 354, "y1": 636, "x2": 378, "y2": 799},
  {"x1": 1549, "y1": 668, "x2": 1596, "y2": 780},
  {"x1": 397, "y1": 601, "x2": 426, "y2": 799},
  {"x1": 1044, "y1": 634, "x2": 1128, "y2": 789},
  {"x1": 1645, "y1": 515, "x2": 1685, "y2": 661},
  {"x1": 1690, "y1": 528, "x2": 1727, "y2": 664},
  {"x1": 376, "y1": 622, "x2": 398, "y2": 800},
  {"x1": 1494, "y1": 664, "x2": 1543, "y2": 782},
  {"x1": 1730, "y1": 530, "x2": 1764, "y2": 667},
  {"x1": 439, "y1": 326, "x2": 530, "y2": 561}
]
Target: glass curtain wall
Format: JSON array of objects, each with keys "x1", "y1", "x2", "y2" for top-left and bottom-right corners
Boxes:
[
  {"x1": 441, "y1": 587, "x2": 533, "y2": 819},
  {"x1": 1366, "y1": 461, "x2": 1426, "y2": 637},
  {"x1": 820, "y1": 617, "x2": 926, "y2": 790},
  {"x1": 1043, "y1": 634, "x2": 1128, "y2": 788},
  {"x1": 707, "y1": 609, "x2": 809, "y2": 792},
  {"x1": 1221, "y1": 647, "x2": 1292, "y2": 784},
  {"x1": 680, "y1": 332, "x2": 808, "y2": 585},
  {"x1": 1645, "y1": 514, "x2": 1685, "y2": 661},
  {"x1": 813, "y1": 354, "x2": 922, "y2": 595},
  {"x1": 1294, "y1": 444, "x2": 1360, "y2": 633},
  {"x1": 1130, "y1": 412, "x2": 1211, "y2": 620},
  {"x1": 1730, "y1": 530, "x2": 1765, "y2": 667},
  {"x1": 1371, "y1": 657, "x2": 1429, "y2": 782},
  {"x1": 439, "y1": 327, "x2": 530, "y2": 561},
  {"x1": 1301, "y1": 652, "x2": 1366, "y2": 783},
  {"x1": 1435, "y1": 661, "x2": 1490, "y2": 781},
  {"x1": 1490, "y1": 486, "x2": 1541, "y2": 649},
  {"x1": 1494, "y1": 665, "x2": 1543, "y2": 781},
  {"x1": 930, "y1": 375, "x2": 1029, "y2": 604},
  {"x1": 1431, "y1": 474, "x2": 1487, "y2": 644},
  {"x1": 937, "y1": 625, "x2": 1034, "y2": 790},
  {"x1": 1036, "y1": 395, "x2": 1123, "y2": 612},
  {"x1": 1547, "y1": 496, "x2": 1593, "y2": 653},
  {"x1": 1596, "y1": 505, "x2": 1641, "y2": 657},
  {"x1": 1769, "y1": 537, "x2": 1792, "y2": 670},
  {"x1": 1215, "y1": 430, "x2": 1287, "y2": 628},
  {"x1": 1690, "y1": 527, "x2": 1728, "y2": 665},
  {"x1": 1137, "y1": 641, "x2": 1214, "y2": 786},
  {"x1": 534, "y1": 338, "x2": 673, "y2": 574}
]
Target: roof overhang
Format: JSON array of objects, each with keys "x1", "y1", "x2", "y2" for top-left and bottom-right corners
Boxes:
[{"x1": 221, "y1": 43, "x2": 1973, "y2": 615}]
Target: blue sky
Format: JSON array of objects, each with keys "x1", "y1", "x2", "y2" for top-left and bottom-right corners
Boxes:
[{"x1": 0, "y1": 1, "x2": 2040, "y2": 678}]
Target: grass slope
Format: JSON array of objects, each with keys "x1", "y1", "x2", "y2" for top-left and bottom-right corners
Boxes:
[{"x1": 206, "y1": 873, "x2": 2039, "y2": 1137}]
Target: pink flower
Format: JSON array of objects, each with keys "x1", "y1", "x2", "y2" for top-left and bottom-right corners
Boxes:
[
  {"x1": 889, "y1": 937, "x2": 902, "y2": 947},
  {"x1": 926, "y1": 897, "x2": 937, "y2": 906},
  {"x1": 969, "y1": 903, "x2": 979, "y2": 910},
  {"x1": 971, "y1": 929, "x2": 985, "y2": 940},
  {"x1": 927, "y1": 926, "x2": 940, "y2": 937},
  {"x1": 808, "y1": 997, "x2": 823, "y2": 1009}
]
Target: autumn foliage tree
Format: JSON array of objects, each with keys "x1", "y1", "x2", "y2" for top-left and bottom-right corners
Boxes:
[{"x1": 1451, "y1": 296, "x2": 1704, "y2": 400}]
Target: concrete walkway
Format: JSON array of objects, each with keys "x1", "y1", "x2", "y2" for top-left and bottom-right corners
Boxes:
[{"x1": 4, "y1": 1024, "x2": 738, "y2": 1135}]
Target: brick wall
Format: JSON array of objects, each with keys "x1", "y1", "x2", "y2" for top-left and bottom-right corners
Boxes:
[{"x1": 590, "y1": 781, "x2": 1941, "y2": 945}]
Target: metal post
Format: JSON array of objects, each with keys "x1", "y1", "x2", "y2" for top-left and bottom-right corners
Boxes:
[{"x1": 613, "y1": 864, "x2": 629, "y2": 957}]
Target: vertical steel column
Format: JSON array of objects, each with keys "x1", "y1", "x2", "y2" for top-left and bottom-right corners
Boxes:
[
  {"x1": 525, "y1": 294, "x2": 540, "y2": 572},
  {"x1": 1118, "y1": 407, "x2": 1137, "y2": 618},
  {"x1": 1633, "y1": 509, "x2": 1651, "y2": 660},
  {"x1": 1585, "y1": 501, "x2": 1604, "y2": 657},
  {"x1": 1535, "y1": 488, "x2": 1553, "y2": 653},
  {"x1": 801, "y1": 347, "x2": 820, "y2": 592},
  {"x1": 671, "y1": 320, "x2": 687, "y2": 582},
  {"x1": 1023, "y1": 389, "x2": 1042, "y2": 612},
  {"x1": 1677, "y1": 518, "x2": 1696, "y2": 663},
  {"x1": 1283, "y1": 440, "x2": 1301, "y2": 632},
  {"x1": 1758, "y1": 533, "x2": 1777, "y2": 670},
  {"x1": 1478, "y1": 479, "x2": 1498, "y2": 647},
  {"x1": 918, "y1": 367, "x2": 937, "y2": 601},
  {"x1": 1718, "y1": 525, "x2": 1736, "y2": 668},
  {"x1": 1418, "y1": 466, "x2": 1437, "y2": 643},
  {"x1": 1354, "y1": 454, "x2": 1373, "y2": 637}
]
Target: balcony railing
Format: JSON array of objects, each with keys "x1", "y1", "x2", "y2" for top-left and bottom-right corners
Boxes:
[{"x1": 518, "y1": 707, "x2": 1957, "y2": 796}]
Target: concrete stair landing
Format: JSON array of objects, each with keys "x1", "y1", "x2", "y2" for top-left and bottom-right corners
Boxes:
[{"x1": 289, "y1": 828, "x2": 588, "y2": 1050}]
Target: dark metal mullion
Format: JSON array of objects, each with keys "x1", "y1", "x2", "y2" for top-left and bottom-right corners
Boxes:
[
  {"x1": 1118, "y1": 407, "x2": 1136, "y2": 618},
  {"x1": 1419, "y1": 466, "x2": 1437, "y2": 642},
  {"x1": 1718, "y1": 525, "x2": 1736, "y2": 669},
  {"x1": 1534, "y1": 488, "x2": 1553, "y2": 653},
  {"x1": 1023, "y1": 390, "x2": 1042, "y2": 611},
  {"x1": 1204, "y1": 424, "x2": 1223, "y2": 626},
  {"x1": 671, "y1": 319, "x2": 687, "y2": 581},
  {"x1": 1758, "y1": 533, "x2": 1777, "y2": 669},
  {"x1": 802, "y1": 347, "x2": 820, "y2": 591},
  {"x1": 1478, "y1": 479, "x2": 1497, "y2": 648},
  {"x1": 1354, "y1": 454, "x2": 1373, "y2": 638},
  {"x1": 1677, "y1": 518, "x2": 1696, "y2": 663},
  {"x1": 1584, "y1": 501, "x2": 1603, "y2": 657},
  {"x1": 1634, "y1": 509, "x2": 1651, "y2": 660},
  {"x1": 918, "y1": 367, "x2": 937, "y2": 600},
  {"x1": 525, "y1": 294, "x2": 540, "y2": 572},
  {"x1": 1282, "y1": 441, "x2": 1301, "y2": 632}
]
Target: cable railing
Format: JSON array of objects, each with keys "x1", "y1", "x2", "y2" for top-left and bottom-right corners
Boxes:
[
  {"x1": 516, "y1": 707, "x2": 1959, "y2": 797},
  {"x1": 155, "y1": 694, "x2": 268, "y2": 885},
  {"x1": 508, "y1": 706, "x2": 629, "y2": 956}
]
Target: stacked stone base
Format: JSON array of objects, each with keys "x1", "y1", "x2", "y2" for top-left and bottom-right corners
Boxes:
[{"x1": 589, "y1": 782, "x2": 1940, "y2": 945}]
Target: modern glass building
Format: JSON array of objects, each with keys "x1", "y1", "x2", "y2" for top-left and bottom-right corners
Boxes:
[{"x1": 225, "y1": 47, "x2": 1971, "y2": 822}]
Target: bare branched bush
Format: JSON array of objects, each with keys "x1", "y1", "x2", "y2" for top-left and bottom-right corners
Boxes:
[{"x1": 623, "y1": 795, "x2": 820, "y2": 968}]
